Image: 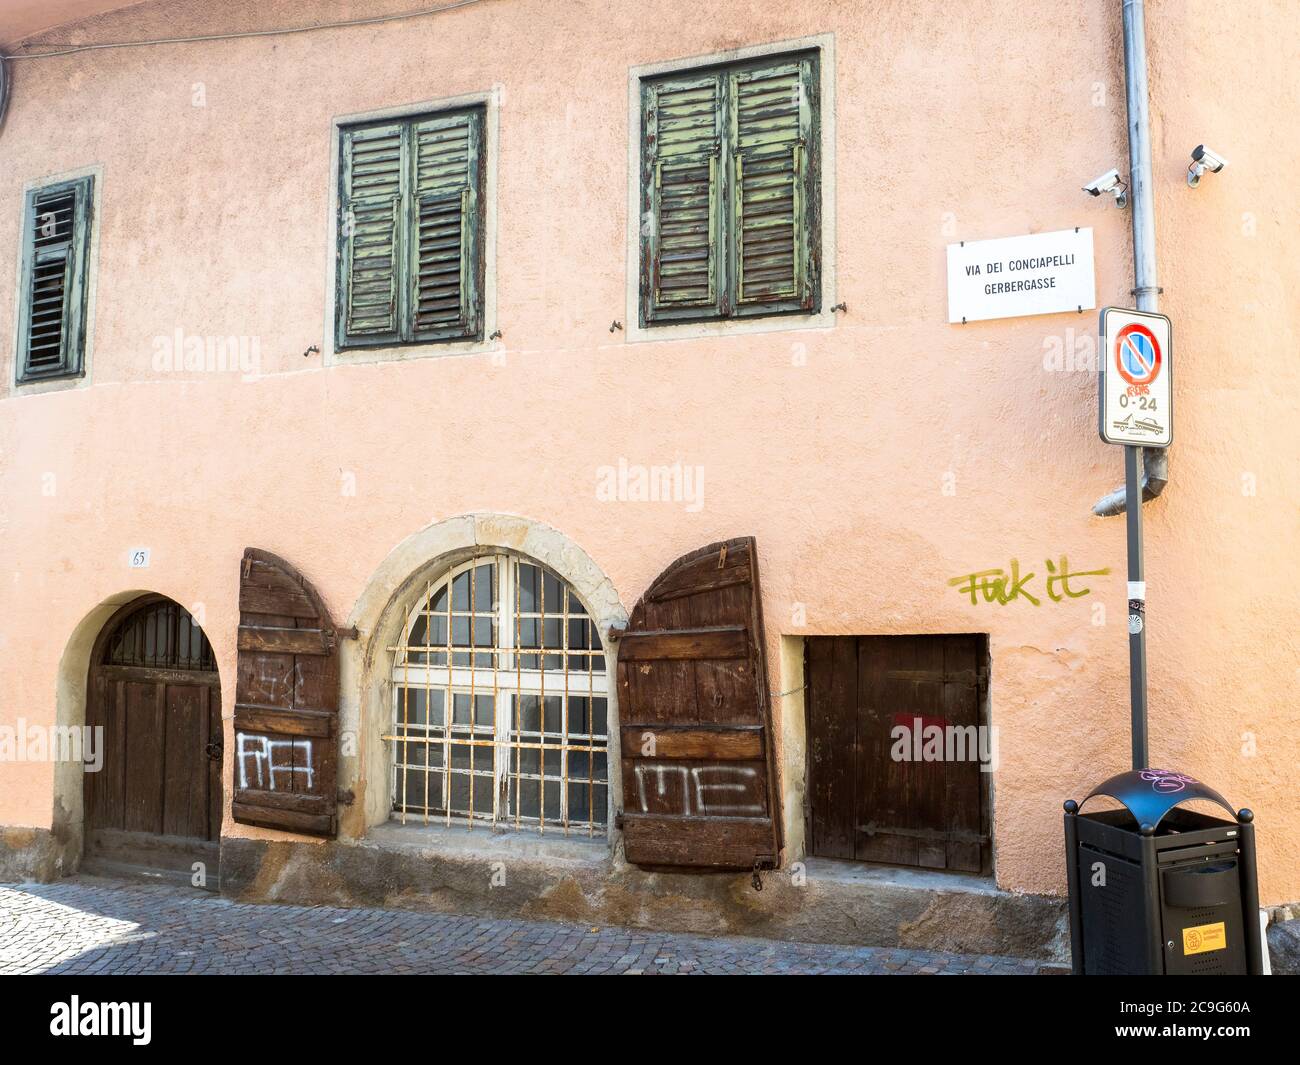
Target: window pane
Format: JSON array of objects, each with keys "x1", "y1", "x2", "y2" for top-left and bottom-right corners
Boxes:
[
  {"x1": 473, "y1": 562, "x2": 494, "y2": 611},
  {"x1": 518, "y1": 563, "x2": 539, "y2": 612},
  {"x1": 451, "y1": 570, "x2": 470, "y2": 611}
]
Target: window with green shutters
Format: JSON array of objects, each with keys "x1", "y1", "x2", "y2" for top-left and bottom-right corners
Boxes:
[
  {"x1": 15, "y1": 175, "x2": 95, "y2": 383},
  {"x1": 639, "y1": 52, "x2": 820, "y2": 326},
  {"x1": 336, "y1": 106, "x2": 486, "y2": 350}
]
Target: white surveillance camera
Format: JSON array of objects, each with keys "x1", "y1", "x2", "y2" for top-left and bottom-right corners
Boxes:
[
  {"x1": 1081, "y1": 168, "x2": 1128, "y2": 208},
  {"x1": 1187, "y1": 144, "x2": 1228, "y2": 187}
]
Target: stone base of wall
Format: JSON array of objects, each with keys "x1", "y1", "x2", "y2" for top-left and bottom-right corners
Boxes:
[
  {"x1": 0, "y1": 825, "x2": 79, "y2": 883},
  {"x1": 220, "y1": 825, "x2": 1068, "y2": 961}
]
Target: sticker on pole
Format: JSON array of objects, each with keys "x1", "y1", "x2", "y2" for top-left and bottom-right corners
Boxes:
[{"x1": 1099, "y1": 307, "x2": 1172, "y2": 447}]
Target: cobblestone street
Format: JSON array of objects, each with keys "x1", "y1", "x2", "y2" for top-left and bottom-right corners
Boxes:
[{"x1": 0, "y1": 877, "x2": 1060, "y2": 975}]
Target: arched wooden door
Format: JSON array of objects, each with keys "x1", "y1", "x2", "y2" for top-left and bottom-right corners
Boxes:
[{"x1": 84, "y1": 596, "x2": 222, "y2": 880}]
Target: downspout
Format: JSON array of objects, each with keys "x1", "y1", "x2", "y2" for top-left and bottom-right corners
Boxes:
[{"x1": 1094, "y1": 0, "x2": 1168, "y2": 517}]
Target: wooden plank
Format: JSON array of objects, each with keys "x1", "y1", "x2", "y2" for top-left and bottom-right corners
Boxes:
[
  {"x1": 98, "y1": 664, "x2": 220, "y2": 686},
  {"x1": 646, "y1": 549, "x2": 752, "y2": 604},
  {"x1": 231, "y1": 789, "x2": 326, "y2": 814},
  {"x1": 617, "y1": 626, "x2": 747, "y2": 661},
  {"x1": 807, "y1": 636, "x2": 856, "y2": 859},
  {"x1": 123, "y1": 680, "x2": 165, "y2": 835},
  {"x1": 618, "y1": 725, "x2": 763, "y2": 761},
  {"x1": 237, "y1": 625, "x2": 331, "y2": 656},
  {"x1": 234, "y1": 705, "x2": 334, "y2": 738},
  {"x1": 239, "y1": 575, "x2": 317, "y2": 618},
  {"x1": 232, "y1": 801, "x2": 333, "y2": 836},
  {"x1": 621, "y1": 814, "x2": 775, "y2": 869},
  {"x1": 162, "y1": 683, "x2": 206, "y2": 839}
]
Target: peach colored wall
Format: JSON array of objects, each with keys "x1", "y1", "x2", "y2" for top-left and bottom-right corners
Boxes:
[{"x1": 0, "y1": 0, "x2": 1296, "y2": 901}]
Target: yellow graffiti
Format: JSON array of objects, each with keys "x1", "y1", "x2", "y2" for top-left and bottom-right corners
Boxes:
[{"x1": 948, "y1": 556, "x2": 1110, "y2": 606}]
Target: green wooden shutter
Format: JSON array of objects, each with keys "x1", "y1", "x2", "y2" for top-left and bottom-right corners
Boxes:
[
  {"x1": 410, "y1": 109, "x2": 484, "y2": 341},
  {"x1": 17, "y1": 176, "x2": 93, "y2": 383},
  {"x1": 640, "y1": 72, "x2": 724, "y2": 324},
  {"x1": 729, "y1": 55, "x2": 818, "y2": 317},
  {"x1": 337, "y1": 123, "x2": 404, "y2": 348}
]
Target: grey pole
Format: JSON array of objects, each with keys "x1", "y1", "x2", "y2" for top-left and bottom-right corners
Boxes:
[
  {"x1": 1122, "y1": 0, "x2": 1155, "y2": 769},
  {"x1": 1125, "y1": 444, "x2": 1147, "y2": 768}
]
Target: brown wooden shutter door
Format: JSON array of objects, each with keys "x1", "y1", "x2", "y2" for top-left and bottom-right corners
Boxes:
[
  {"x1": 232, "y1": 549, "x2": 341, "y2": 837},
  {"x1": 616, "y1": 537, "x2": 781, "y2": 869}
]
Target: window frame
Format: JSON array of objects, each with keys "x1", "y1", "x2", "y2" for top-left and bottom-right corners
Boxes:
[
  {"x1": 333, "y1": 103, "x2": 488, "y2": 355},
  {"x1": 15, "y1": 174, "x2": 95, "y2": 385},
  {"x1": 385, "y1": 553, "x2": 611, "y2": 834},
  {"x1": 636, "y1": 48, "x2": 822, "y2": 329}
]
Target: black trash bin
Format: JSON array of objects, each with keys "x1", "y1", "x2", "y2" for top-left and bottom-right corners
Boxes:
[{"x1": 1063, "y1": 769, "x2": 1264, "y2": 975}]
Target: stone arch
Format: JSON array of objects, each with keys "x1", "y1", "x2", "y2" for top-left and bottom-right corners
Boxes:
[
  {"x1": 342, "y1": 514, "x2": 627, "y2": 838},
  {"x1": 52, "y1": 588, "x2": 224, "y2": 877}
]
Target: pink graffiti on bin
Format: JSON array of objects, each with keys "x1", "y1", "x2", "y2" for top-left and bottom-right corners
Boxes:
[{"x1": 1139, "y1": 768, "x2": 1197, "y2": 794}]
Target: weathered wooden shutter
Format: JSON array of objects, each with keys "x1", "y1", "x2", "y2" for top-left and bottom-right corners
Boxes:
[
  {"x1": 17, "y1": 176, "x2": 94, "y2": 382},
  {"x1": 233, "y1": 549, "x2": 341, "y2": 837},
  {"x1": 337, "y1": 122, "x2": 404, "y2": 348},
  {"x1": 640, "y1": 72, "x2": 724, "y2": 324},
  {"x1": 729, "y1": 56, "x2": 817, "y2": 315},
  {"x1": 410, "y1": 109, "x2": 484, "y2": 341},
  {"x1": 616, "y1": 537, "x2": 781, "y2": 869}
]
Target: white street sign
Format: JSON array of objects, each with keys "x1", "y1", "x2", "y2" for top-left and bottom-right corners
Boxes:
[
  {"x1": 1099, "y1": 307, "x2": 1173, "y2": 447},
  {"x1": 946, "y1": 227, "x2": 1095, "y2": 323}
]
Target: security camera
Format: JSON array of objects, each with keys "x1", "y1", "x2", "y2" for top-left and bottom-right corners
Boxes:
[
  {"x1": 1082, "y1": 168, "x2": 1128, "y2": 208},
  {"x1": 1187, "y1": 144, "x2": 1228, "y2": 187}
]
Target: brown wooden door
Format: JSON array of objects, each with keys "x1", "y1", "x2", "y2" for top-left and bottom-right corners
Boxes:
[
  {"x1": 806, "y1": 634, "x2": 989, "y2": 873},
  {"x1": 616, "y1": 537, "x2": 781, "y2": 870},
  {"x1": 86, "y1": 597, "x2": 222, "y2": 867}
]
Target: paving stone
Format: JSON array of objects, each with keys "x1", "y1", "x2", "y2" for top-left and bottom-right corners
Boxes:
[{"x1": 0, "y1": 876, "x2": 1052, "y2": 975}]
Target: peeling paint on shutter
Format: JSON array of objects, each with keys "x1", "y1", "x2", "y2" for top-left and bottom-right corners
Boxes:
[
  {"x1": 641, "y1": 73, "x2": 724, "y2": 324},
  {"x1": 730, "y1": 59, "x2": 814, "y2": 313},
  {"x1": 16, "y1": 176, "x2": 94, "y2": 383},
  {"x1": 337, "y1": 108, "x2": 484, "y2": 350},
  {"x1": 638, "y1": 52, "x2": 820, "y2": 327},
  {"x1": 616, "y1": 537, "x2": 782, "y2": 870},
  {"x1": 411, "y1": 110, "x2": 483, "y2": 340},
  {"x1": 338, "y1": 123, "x2": 404, "y2": 347},
  {"x1": 232, "y1": 549, "x2": 341, "y2": 837}
]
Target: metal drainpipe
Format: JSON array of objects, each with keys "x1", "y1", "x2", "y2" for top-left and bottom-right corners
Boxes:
[{"x1": 1093, "y1": 0, "x2": 1168, "y2": 517}]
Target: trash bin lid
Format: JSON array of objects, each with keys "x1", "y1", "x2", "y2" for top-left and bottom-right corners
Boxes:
[{"x1": 1081, "y1": 768, "x2": 1236, "y2": 829}]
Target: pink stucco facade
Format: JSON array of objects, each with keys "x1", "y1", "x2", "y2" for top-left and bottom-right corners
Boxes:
[{"x1": 0, "y1": 0, "x2": 1296, "y2": 912}]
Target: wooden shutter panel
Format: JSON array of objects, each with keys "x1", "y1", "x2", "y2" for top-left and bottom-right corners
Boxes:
[
  {"x1": 411, "y1": 110, "x2": 484, "y2": 340},
  {"x1": 338, "y1": 123, "x2": 404, "y2": 347},
  {"x1": 233, "y1": 549, "x2": 341, "y2": 837},
  {"x1": 616, "y1": 537, "x2": 781, "y2": 869},
  {"x1": 641, "y1": 72, "x2": 724, "y2": 324},
  {"x1": 17, "y1": 177, "x2": 93, "y2": 382},
  {"x1": 729, "y1": 56, "x2": 817, "y2": 315}
]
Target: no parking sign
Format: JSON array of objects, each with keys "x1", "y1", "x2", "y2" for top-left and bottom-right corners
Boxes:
[{"x1": 1099, "y1": 307, "x2": 1173, "y2": 447}]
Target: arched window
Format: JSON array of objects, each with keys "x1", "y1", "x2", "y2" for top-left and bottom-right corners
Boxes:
[
  {"x1": 102, "y1": 598, "x2": 215, "y2": 671},
  {"x1": 385, "y1": 554, "x2": 609, "y2": 833}
]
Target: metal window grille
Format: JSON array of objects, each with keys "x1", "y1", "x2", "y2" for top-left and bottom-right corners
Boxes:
[
  {"x1": 103, "y1": 599, "x2": 215, "y2": 672},
  {"x1": 384, "y1": 554, "x2": 609, "y2": 833}
]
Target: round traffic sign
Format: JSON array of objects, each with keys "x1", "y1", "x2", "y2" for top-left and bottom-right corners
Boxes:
[{"x1": 1115, "y1": 322, "x2": 1161, "y2": 386}]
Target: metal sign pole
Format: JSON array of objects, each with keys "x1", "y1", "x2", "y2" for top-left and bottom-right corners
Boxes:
[{"x1": 1125, "y1": 444, "x2": 1148, "y2": 769}]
